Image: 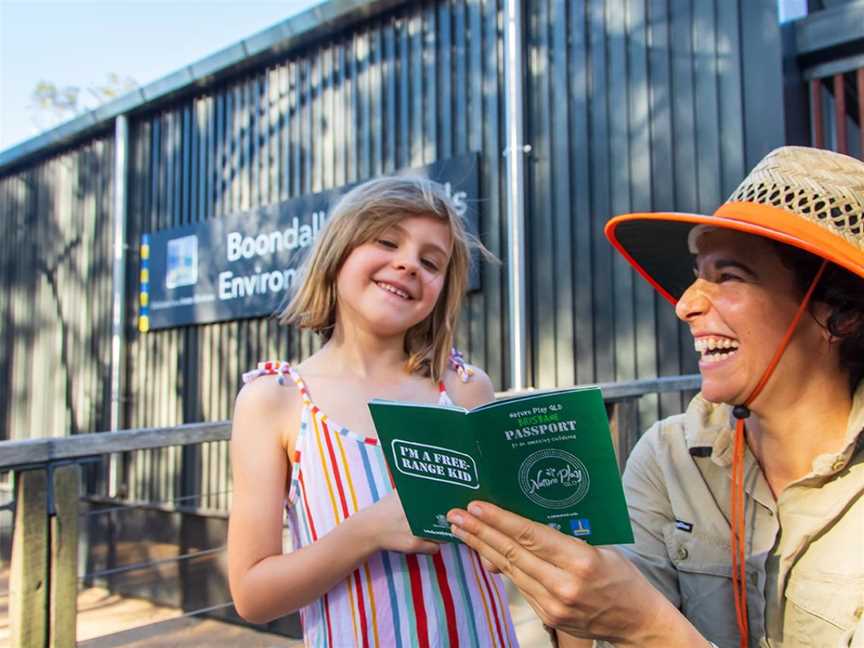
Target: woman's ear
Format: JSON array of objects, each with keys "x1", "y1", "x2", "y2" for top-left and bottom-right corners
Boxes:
[
  {"x1": 833, "y1": 311, "x2": 864, "y2": 339},
  {"x1": 812, "y1": 301, "x2": 864, "y2": 343},
  {"x1": 810, "y1": 301, "x2": 836, "y2": 343}
]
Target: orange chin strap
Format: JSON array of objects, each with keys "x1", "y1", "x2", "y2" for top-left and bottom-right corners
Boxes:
[{"x1": 729, "y1": 259, "x2": 828, "y2": 648}]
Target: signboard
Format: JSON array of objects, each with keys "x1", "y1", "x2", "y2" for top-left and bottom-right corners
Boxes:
[{"x1": 139, "y1": 153, "x2": 480, "y2": 331}]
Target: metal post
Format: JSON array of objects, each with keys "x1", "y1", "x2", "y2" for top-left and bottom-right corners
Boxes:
[
  {"x1": 109, "y1": 115, "x2": 129, "y2": 496},
  {"x1": 503, "y1": 0, "x2": 528, "y2": 391}
]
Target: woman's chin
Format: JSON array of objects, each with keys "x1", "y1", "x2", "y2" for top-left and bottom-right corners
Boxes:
[{"x1": 699, "y1": 381, "x2": 741, "y2": 406}]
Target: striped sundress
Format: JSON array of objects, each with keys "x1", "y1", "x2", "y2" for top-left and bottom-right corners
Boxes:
[{"x1": 243, "y1": 361, "x2": 519, "y2": 648}]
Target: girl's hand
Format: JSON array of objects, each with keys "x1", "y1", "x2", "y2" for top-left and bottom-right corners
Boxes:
[
  {"x1": 353, "y1": 491, "x2": 441, "y2": 555},
  {"x1": 447, "y1": 502, "x2": 707, "y2": 648}
]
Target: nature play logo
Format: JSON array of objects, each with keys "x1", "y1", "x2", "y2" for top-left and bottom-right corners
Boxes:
[{"x1": 517, "y1": 449, "x2": 590, "y2": 509}]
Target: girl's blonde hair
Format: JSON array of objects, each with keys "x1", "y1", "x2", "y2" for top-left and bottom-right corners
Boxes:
[{"x1": 280, "y1": 175, "x2": 486, "y2": 382}]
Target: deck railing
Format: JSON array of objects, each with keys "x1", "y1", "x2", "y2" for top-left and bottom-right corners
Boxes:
[{"x1": 0, "y1": 374, "x2": 699, "y2": 648}]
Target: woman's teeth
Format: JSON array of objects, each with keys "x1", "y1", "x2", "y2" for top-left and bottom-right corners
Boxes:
[
  {"x1": 377, "y1": 281, "x2": 411, "y2": 300},
  {"x1": 694, "y1": 337, "x2": 739, "y2": 363}
]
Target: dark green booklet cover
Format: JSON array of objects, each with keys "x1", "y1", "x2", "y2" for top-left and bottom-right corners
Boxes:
[{"x1": 368, "y1": 387, "x2": 634, "y2": 545}]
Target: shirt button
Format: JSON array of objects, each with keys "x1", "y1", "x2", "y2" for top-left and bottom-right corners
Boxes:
[{"x1": 677, "y1": 546, "x2": 688, "y2": 560}]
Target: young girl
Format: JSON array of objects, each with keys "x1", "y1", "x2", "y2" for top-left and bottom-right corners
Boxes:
[{"x1": 227, "y1": 176, "x2": 519, "y2": 647}]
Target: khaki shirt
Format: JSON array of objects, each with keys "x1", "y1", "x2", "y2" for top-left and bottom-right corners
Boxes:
[{"x1": 615, "y1": 383, "x2": 864, "y2": 648}]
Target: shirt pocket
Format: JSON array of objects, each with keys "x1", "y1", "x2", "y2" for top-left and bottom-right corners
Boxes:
[
  {"x1": 664, "y1": 525, "x2": 741, "y2": 647},
  {"x1": 784, "y1": 572, "x2": 864, "y2": 646}
]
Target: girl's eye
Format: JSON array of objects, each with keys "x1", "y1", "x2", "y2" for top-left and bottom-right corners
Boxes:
[
  {"x1": 421, "y1": 258, "x2": 440, "y2": 272},
  {"x1": 377, "y1": 239, "x2": 397, "y2": 249}
]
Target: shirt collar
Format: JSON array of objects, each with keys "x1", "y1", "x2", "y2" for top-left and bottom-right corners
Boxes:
[{"x1": 683, "y1": 381, "x2": 864, "y2": 474}]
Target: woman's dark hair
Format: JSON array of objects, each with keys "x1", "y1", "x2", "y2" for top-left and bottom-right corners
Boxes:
[{"x1": 773, "y1": 242, "x2": 864, "y2": 392}]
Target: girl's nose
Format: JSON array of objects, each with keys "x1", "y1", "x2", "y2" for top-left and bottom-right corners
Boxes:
[
  {"x1": 675, "y1": 279, "x2": 711, "y2": 322},
  {"x1": 392, "y1": 254, "x2": 418, "y2": 275}
]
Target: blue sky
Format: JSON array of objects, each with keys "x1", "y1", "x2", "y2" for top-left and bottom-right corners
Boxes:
[{"x1": 0, "y1": 0, "x2": 322, "y2": 153}]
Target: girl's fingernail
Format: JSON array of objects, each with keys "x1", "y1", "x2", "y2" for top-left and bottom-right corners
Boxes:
[
  {"x1": 467, "y1": 502, "x2": 482, "y2": 516},
  {"x1": 450, "y1": 525, "x2": 464, "y2": 538},
  {"x1": 448, "y1": 513, "x2": 464, "y2": 526}
]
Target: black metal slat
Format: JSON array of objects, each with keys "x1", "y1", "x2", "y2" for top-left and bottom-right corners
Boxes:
[
  {"x1": 320, "y1": 49, "x2": 334, "y2": 190},
  {"x1": 569, "y1": 0, "x2": 595, "y2": 386},
  {"x1": 550, "y1": 0, "x2": 575, "y2": 387},
  {"x1": 333, "y1": 45, "x2": 346, "y2": 188},
  {"x1": 303, "y1": 59, "x2": 313, "y2": 196},
  {"x1": 670, "y1": 0, "x2": 700, "y2": 386},
  {"x1": 278, "y1": 65, "x2": 289, "y2": 200},
  {"x1": 453, "y1": 0, "x2": 467, "y2": 156},
  {"x1": 464, "y1": 0, "x2": 482, "y2": 367},
  {"x1": 249, "y1": 75, "x2": 260, "y2": 210},
  {"x1": 480, "y1": 0, "x2": 502, "y2": 387},
  {"x1": 625, "y1": 0, "x2": 659, "y2": 428},
  {"x1": 693, "y1": 0, "x2": 722, "y2": 215},
  {"x1": 358, "y1": 33, "x2": 371, "y2": 181},
  {"x1": 182, "y1": 106, "x2": 192, "y2": 225},
  {"x1": 607, "y1": 0, "x2": 636, "y2": 388},
  {"x1": 529, "y1": 0, "x2": 556, "y2": 388},
  {"x1": 383, "y1": 24, "x2": 397, "y2": 174},
  {"x1": 646, "y1": 0, "x2": 685, "y2": 418},
  {"x1": 0, "y1": 180, "x2": 8, "y2": 440},
  {"x1": 716, "y1": 0, "x2": 745, "y2": 198},
  {"x1": 423, "y1": 4, "x2": 437, "y2": 164},
  {"x1": 398, "y1": 17, "x2": 411, "y2": 169},
  {"x1": 370, "y1": 27, "x2": 383, "y2": 178},
  {"x1": 411, "y1": 10, "x2": 423, "y2": 166},
  {"x1": 588, "y1": 0, "x2": 614, "y2": 383},
  {"x1": 740, "y1": 0, "x2": 785, "y2": 170},
  {"x1": 438, "y1": 2, "x2": 452, "y2": 160},
  {"x1": 452, "y1": 0, "x2": 470, "y2": 356}
]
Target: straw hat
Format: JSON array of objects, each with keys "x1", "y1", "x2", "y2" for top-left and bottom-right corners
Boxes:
[{"x1": 605, "y1": 146, "x2": 864, "y2": 303}]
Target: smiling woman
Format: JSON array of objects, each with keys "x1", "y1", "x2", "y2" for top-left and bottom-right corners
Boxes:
[{"x1": 448, "y1": 147, "x2": 864, "y2": 648}]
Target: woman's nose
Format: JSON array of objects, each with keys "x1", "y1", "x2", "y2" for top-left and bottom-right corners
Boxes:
[{"x1": 675, "y1": 279, "x2": 711, "y2": 322}]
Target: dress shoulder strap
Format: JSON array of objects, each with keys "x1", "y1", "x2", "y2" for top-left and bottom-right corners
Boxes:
[
  {"x1": 242, "y1": 360, "x2": 293, "y2": 386},
  {"x1": 448, "y1": 348, "x2": 475, "y2": 383}
]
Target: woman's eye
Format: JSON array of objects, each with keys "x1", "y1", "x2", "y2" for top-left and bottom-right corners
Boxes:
[
  {"x1": 718, "y1": 272, "x2": 742, "y2": 282},
  {"x1": 376, "y1": 239, "x2": 397, "y2": 249}
]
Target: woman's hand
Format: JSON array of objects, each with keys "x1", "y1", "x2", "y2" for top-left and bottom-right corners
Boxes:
[
  {"x1": 447, "y1": 502, "x2": 706, "y2": 648},
  {"x1": 353, "y1": 491, "x2": 441, "y2": 555}
]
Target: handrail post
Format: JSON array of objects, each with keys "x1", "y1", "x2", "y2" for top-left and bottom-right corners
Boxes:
[
  {"x1": 9, "y1": 464, "x2": 80, "y2": 648},
  {"x1": 10, "y1": 469, "x2": 49, "y2": 647},
  {"x1": 49, "y1": 464, "x2": 80, "y2": 648}
]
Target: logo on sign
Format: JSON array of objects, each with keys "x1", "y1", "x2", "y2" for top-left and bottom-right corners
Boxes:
[
  {"x1": 166, "y1": 235, "x2": 198, "y2": 289},
  {"x1": 517, "y1": 449, "x2": 590, "y2": 509}
]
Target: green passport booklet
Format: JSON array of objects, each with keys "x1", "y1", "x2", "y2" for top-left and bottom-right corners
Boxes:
[{"x1": 368, "y1": 387, "x2": 634, "y2": 545}]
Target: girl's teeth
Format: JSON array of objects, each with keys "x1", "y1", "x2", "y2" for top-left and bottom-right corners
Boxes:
[{"x1": 378, "y1": 282, "x2": 409, "y2": 299}]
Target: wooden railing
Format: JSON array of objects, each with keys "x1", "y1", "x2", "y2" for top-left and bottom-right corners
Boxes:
[{"x1": 0, "y1": 374, "x2": 699, "y2": 648}]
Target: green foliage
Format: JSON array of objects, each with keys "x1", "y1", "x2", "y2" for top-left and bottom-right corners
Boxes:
[{"x1": 28, "y1": 73, "x2": 138, "y2": 131}]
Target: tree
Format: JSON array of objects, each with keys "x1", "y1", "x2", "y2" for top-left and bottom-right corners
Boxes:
[{"x1": 29, "y1": 73, "x2": 139, "y2": 132}]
